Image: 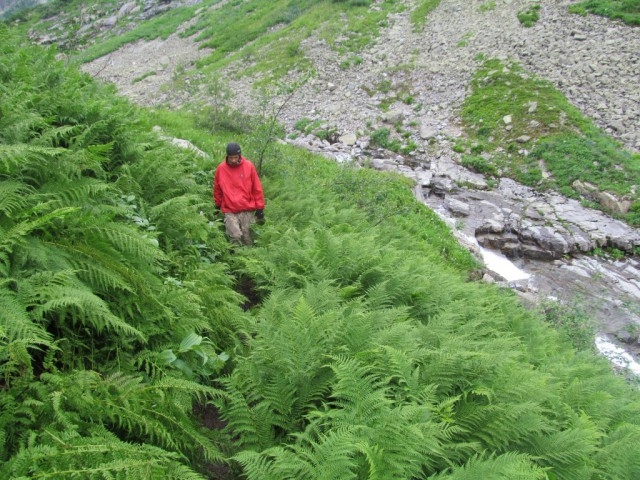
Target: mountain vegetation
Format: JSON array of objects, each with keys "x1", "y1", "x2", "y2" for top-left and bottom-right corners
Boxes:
[{"x1": 1, "y1": 0, "x2": 640, "y2": 479}]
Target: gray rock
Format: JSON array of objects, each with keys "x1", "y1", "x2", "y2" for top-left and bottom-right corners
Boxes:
[
  {"x1": 100, "y1": 15, "x2": 118, "y2": 29},
  {"x1": 339, "y1": 133, "x2": 357, "y2": 146},
  {"x1": 118, "y1": 2, "x2": 137, "y2": 18},
  {"x1": 476, "y1": 219, "x2": 505, "y2": 234},
  {"x1": 382, "y1": 109, "x2": 404, "y2": 124},
  {"x1": 420, "y1": 126, "x2": 437, "y2": 140},
  {"x1": 445, "y1": 197, "x2": 470, "y2": 217}
]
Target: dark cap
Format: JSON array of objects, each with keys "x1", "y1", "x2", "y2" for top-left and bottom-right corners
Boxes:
[{"x1": 226, "y1": 142, "x2": 241, "y2": 156}]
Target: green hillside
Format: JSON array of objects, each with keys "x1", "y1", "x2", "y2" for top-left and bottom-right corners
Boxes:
[
  {"x1": 9, "y1": 0, "x2": 639, "y2": 225},
  {"x1": 1, "y1": 2, "x2": 640, "y2": 479}
]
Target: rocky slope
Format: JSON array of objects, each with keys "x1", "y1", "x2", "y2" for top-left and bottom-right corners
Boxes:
[
  {"x1": 75, "y1": 0, "x2": 640, "y2": 361},
  {"x1": 78, "y1": 0, "x2": 639, "y2": 152}
]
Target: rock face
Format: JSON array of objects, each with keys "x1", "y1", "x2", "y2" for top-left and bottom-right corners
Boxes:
[
  {"x1": 73, "y1": 0, "x2": 640, "y2": 155},
  {"x1": 453, "y1": 179, "x2": 639, "y2": 260}
]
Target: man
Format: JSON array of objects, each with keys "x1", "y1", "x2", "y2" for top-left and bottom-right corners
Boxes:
[{"x1": 213, "y1": 142, "x2": 265, "y2": 245}]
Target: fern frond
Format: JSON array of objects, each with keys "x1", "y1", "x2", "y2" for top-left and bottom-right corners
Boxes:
[
  {"x1": 324, "y1": 355, "x2": 391, "y2": 427},
  {"x1": 150, "y1": 375, "x2": 226, "y2": 402},
  {"x1": 0, "y1": 143, "x2": 66, "y2": 176},
  {"x1": 39, "y1": 177, "x2": 113, "y2": 208},
  {"x1": 34, "y1": 123, "x2": 84, "y2": 148},
  {"x1": 233, "y1": 447, "x2": 278, "y2": 480},
  {"x1": 0, "y1": 287, "x2": 51, "y2": 345},
  {"x1": 61, "y1": 241, "x2": 135, "y2": 294},
  {"x1": 235, "y1": 428, "x2": 361, "y2": 480},
  {"x1": 595, "y1": 423, "x2": 640, "y2": 480},
  {"x1": 0, "y1": 207, "x2": 79, "y2": 261},
  {"x1": 0, "y1": 180, "x2": 32, "y2": 217},
  {"x1": 84, "y1": 223, "x2": 166, "y2": 265},
  {"x1": 24, "y1": 270, "x2": 145, "y2": 340},
  {"x1": 218, "y1": 376, "x2": 279, "y2": 451},
  {"x1": 428, "y1": 451, "x2": 547, "y2": 479},
  {"x1": 526, "y1": 415, "x2": 599, "y2": 479},
  {"x1": 8, "y1": 371, "x2": 226, "y2": 465},
  {"x1": 0, "y1": 432, "x2": 207, "y2": 480}
]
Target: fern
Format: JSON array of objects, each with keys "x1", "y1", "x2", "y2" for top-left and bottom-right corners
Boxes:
[
  {"x1": 34, "y1": 123, "x2": 85, "y2": 149},
  {"x1": 594, "y1": 423, "x2": 640, "y2": 479},
  {"x1": 525, "y1": 413, "x2": 599, "y2": 479},
  {"x1": 0, "y1": 180, "x2": 32, "y2": 218},
  {"x1": 428, "y1": 451, "x2": 547, "y2": 479},
  {"x1": 83, "y1": 223, "x2": 166, "y2": 266},
  {"x1": 58, "y1": 241, "x2": 136, "y2": 295},
  {"x1": 23, "y1": 270, "x2": 145, "y2": 340},
  {"x1": 218, "y1": 376, "x2": 284, "y2": 451},
  {"x1": 38, "y1": 178, "x2": 113, "y2": 208},
  {"x1": 0, "y1": 370, "x2": 226, "y2": 473},
  {"x1": 181, "y1": 262, "x2": 247, "y2": 340},
  {"x1": 0, "y1": 142, "x2": 65, "y2": 176},
  {"x1": 0, "y1": 207, "x2": 79, "y2": 267},
  {"x1": 0, "y1": 287, "x2": 50, "y2": 344},
  {"x1": 0, "y1": 430, "x2": 207, "y2": 479},
  {"x1": 234, "y1": 429, "x2": 361, "y2": 480}
]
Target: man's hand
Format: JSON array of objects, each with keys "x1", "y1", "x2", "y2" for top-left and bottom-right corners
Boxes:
[{"x1": 255, "y1": 209, "x2": 265, "y2": 225}]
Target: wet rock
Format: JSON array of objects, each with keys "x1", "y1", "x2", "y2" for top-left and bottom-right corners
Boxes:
[
  {"x1": 615, "y1": 329, "x2": 639, "y2": 346},
  {"x1": 431, "y1": 176, "x2": 458, "y2": 196},
  {"x1": 476, "y1": 219, "x2": 505, "y2": 234},
  {"x1": 445, "y1": 197, "x2": 470, "y2": 217}
]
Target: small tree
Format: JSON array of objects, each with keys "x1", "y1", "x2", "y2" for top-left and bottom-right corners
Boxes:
[{"x1": 247, "y1": 73, "x2": 312, "y2": 175}]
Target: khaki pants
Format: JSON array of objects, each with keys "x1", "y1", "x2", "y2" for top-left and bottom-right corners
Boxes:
[{"x1": 224, "y1": 211, "x2": 255, "y2": 245}]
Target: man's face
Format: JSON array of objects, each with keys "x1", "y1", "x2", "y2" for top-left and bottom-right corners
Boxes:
[{"x1": 227, "y1": 154, "x2": 241, "y2": 166}]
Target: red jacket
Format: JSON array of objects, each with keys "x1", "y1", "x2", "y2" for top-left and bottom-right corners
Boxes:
[{"x1": 213, "y1": 157, "x2": 265, "y2": 214}]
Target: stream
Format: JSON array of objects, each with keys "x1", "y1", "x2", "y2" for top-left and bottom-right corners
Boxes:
[{"x1": 428, "y1": 200, "x2": 640, "y2": 379}]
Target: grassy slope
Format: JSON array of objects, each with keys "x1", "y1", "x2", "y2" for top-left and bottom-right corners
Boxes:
[
  {"x1": 460, "y1": 59, "x2": 640, "y2": 226},
  {"x1": 2, "y1": 1, "x2": 640, "y2": 478},
  {"x1": 569, "y1": 0, "x2": 640, "y2": 26}
]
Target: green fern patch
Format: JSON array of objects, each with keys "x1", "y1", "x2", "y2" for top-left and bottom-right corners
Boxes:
[{"x1": 3, "y1": 20, "x2": 640, "y2": 480}]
